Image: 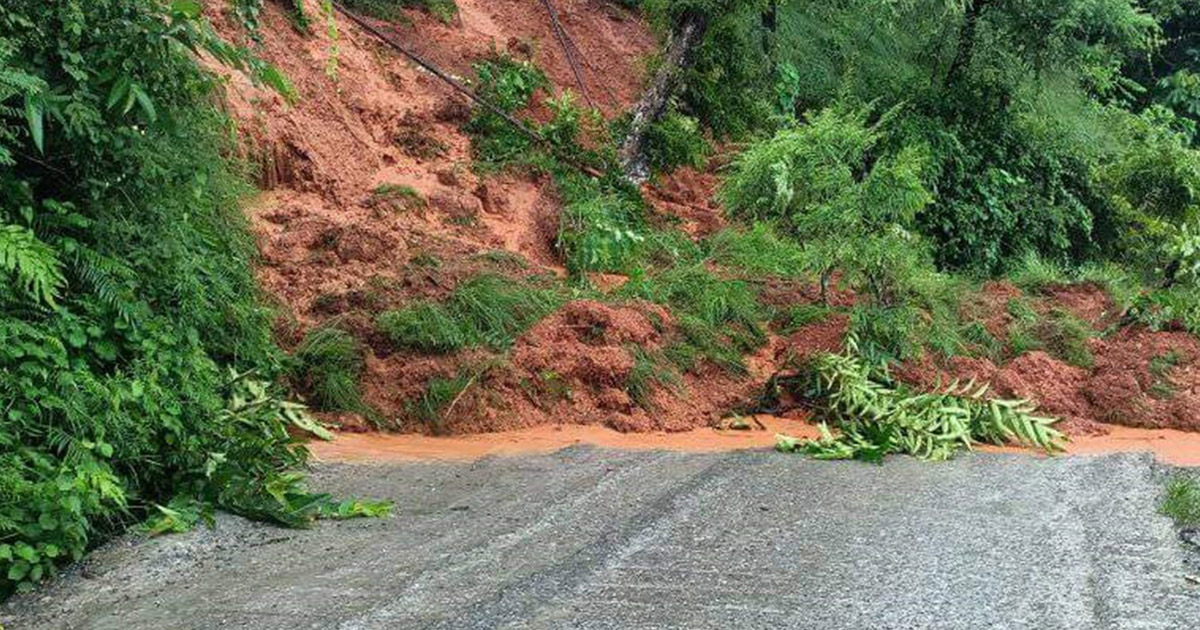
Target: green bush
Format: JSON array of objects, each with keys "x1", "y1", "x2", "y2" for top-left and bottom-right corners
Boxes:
[
  {"x1": 644, "y1": 111, "x2": 710, "y2": 173},
  {"x1": 0, "y1": 0, "x2": 382, "y2": 596},
  {"x1": 557, "y1": 191, "x2": 645, "y2": 275}
]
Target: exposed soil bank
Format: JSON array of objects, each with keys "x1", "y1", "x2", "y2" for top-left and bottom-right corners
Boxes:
[{"x1": 310, "y1": 420, "x2": 1200, "y2": 466}]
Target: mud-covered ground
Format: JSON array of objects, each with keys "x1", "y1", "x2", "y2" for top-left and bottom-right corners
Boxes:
[
  {"x1": 202, "y1": 1, "x2": 1200, "y2": 440},
  {"x1": 4, "y1": 448, "x2": 1198, "y2": 629}
]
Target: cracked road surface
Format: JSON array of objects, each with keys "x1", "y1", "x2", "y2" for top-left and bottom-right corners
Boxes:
[{"x1": 3, "y1": 448, "x2": 1198, "y2": 629}]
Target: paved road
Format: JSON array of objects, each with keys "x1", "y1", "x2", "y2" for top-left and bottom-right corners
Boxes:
[{"x1": 3, "y1": 448, "x2": 1198, "y2": 629}]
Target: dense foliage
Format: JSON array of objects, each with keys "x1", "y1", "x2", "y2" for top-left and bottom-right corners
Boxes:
[
  {"x1": 652, "y1": 0, "x2": 1200, "y2": 279},
  {"x1": 0, "y1": 0, "x2": 383, "y2": 596}
]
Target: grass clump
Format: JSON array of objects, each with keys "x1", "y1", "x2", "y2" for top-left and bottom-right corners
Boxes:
[
  {"x1": 369, "y1": 184, "x2": 425, "y2": 213},
  {"x1": 377, "y1": 274, "x2": 561, "y2": 353},
  {"x1": 622, "y1": 266, "x2": 764, "y2": 373},
  {"x1": 1161, "y1": 475, "x2": 1200, "y2": 528},
  {"x1": 625, "y1": 348, "x2": 680, "y2": 410},
  {"x1": 342, "y1": 0, "x2": 457, "y2": 24},
  {"x1": 290, "y1": 325, "x2": 378, "y2": 421},
  {"x1": 1005, "y1": 301, "x2": 1095, "y2": 368},
  {"x1": 1148, "y1": 351, "x2": 1183, "y2": 399},
  {"x1": 707, "y1": 223, "x2": 807, "y2": 278},
  {"x1": 775, "y1": 303, "x2": 835, "y2": 334},
  {"x1": 408, "y1": 372, "x2": 473, "y2": 434}
]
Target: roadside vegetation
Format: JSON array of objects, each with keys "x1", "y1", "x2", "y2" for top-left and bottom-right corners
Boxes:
[
  {"x1": 0, "y1": 0, "x2": 389, "y2": 597},
  {"x1": 1162, "y1": 475, "x2": 1200, "y2": 528}
]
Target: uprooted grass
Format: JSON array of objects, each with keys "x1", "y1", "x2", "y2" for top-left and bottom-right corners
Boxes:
[
  {"x1": 290, "y1": 324, "x2": 379, "y2": 422},
  {"x1": 377, "y1": 274, "x2": 562, "y2": 353},
  {"x1": 620, "y1": 265, "x2": 765, "y2": 374},
  {"x1": 625, "y1": 347, "x2": 680, "y2": 410},
  {"x1": 1005, "y1": 300, "x2": 1095, "y2": 368},
  {"x1": 369, "y1": 184, "x2": 425, "y2": 213},
  {"x1": 341, "y1": 0, "x2": 457, "y2": 24},
  {"x1": 775, "y1": 336, "x2": 1065, "y2": 462}
]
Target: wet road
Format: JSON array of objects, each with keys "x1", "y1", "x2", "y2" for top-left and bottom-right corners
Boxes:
[{"x1": 3, "y1": 448, "x2": 1198, "y2": 629}]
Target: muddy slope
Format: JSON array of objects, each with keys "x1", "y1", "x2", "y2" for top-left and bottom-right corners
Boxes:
[{"x1": 211, "y1": 2, "x2": 1200, "y2": 438}]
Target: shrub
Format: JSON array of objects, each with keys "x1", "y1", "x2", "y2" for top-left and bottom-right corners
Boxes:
[
  {"x1": 557, "y1": 191, "x2": 645, "y2": 275},
  {"x1": 0, "y1": 0, "x2": 385, "y2": 596},
  {"x1": 644, "y1": 111, "x2": 710, "y2": 173}
]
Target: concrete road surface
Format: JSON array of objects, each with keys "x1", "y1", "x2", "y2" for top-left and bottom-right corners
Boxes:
[{"x1": 3, "y1": 448, "x2": 1198, "y2": 629}]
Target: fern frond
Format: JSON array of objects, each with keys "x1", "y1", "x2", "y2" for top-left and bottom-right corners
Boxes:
[{"x1": 0, "y1": 224, "x2": 66, "y2": 307}]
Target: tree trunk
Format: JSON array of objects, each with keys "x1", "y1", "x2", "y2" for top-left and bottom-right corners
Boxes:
[
  {"x1": 618, "y1": 10, "x2": 708, "y2": 183},
  {"x1": 944, "y1": 0, "x2": 991, "y2": 88}
]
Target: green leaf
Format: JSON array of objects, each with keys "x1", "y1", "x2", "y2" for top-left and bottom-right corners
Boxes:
[
  {"x1": 14, "y1": 543, "x2": 37, "y2": 563},
  {"x1": 24, "y1": 94, "x2": 44, "y2": 153},
  {"x1": 171, "y1": 0, "x2": 203, "y2": 19},
  {"x1": 132, "y1": 86, "x2": 157, "y2": 122},
  {"x1": 7, "y1": 561, "x2": 30, "y2": 582}
]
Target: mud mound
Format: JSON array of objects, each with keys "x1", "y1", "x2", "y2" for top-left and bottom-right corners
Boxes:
[
  {"x1": 645, "y1": 166, "x2": 725, "y2": 237},
  {"x1": 1042, "y1": 283, "x2": 1119, "y2": 329},
  {"x1": 1084, "y1": 328, "x2": 1200, "y2": 430}
]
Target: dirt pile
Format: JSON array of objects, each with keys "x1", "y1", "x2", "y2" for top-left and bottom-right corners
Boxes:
[{"x1": 892, "y1": 283, "x2": 1200, "y2": 434}]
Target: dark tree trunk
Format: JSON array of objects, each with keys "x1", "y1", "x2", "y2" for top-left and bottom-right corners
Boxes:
[
  {"x1": 944, "y1": 0, "x2": 991, "y2": 87},
  {"x1": 618, "y1": 10, "x2": 708, "y2": 182}
]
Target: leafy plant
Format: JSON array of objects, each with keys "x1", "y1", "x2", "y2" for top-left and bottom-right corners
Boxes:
[
  {"x1": 644, "y1": 110, "x2": 710, "y2": 173},
  {"x1": 0, "y1": 0, "x2": 376, "y2": 596},
  {"x1": 775, "y1": 338, "x2": 1064, "y2": 462},
  {"x1": 377, "y1": 274, "x2": 562, "y2": 353}
]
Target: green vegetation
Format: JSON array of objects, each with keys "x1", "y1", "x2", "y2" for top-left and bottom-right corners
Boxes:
[
  {"x1": 1161, "y1": 475, "x2": 1200, "y2": 528},
  {"x1": 340, "y1": 0, "x2": 458, "y2": 24},
  {"x1": 1148, "y1": 351, "x2": 1183, "y2": 400},
  {"x1": 0, "y1": 0, "x2": 384, "y2": 596},
  {"x1": 626, "y1": 347, "x2": 679, "y2": 410},
  {"x1": 644, "y1": 111, "x2": 709, "y2": 174},
  {"x1": 369, "y1": 184, "x2": 426, "y2": 213},
  {"x1": 622, "y1": 265, "x2": 765, "y2": 373},
  {"x1": 408, "y1": 372, "x2": 473, "y2": 434},
  {"x1": 290, "y1": 325, "x2": 376, "y2": 420},
  {"x1": 775, "y1": 337, "x2": 1064, "y2": 462},
  {"x1": 377, "y1": 275, "x2": 562, "y2": 353}
]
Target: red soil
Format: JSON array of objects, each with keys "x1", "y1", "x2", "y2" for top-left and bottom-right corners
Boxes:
[
  {"x1": 209, "y1": 2, "x2": 1200, "y2": 442},
  {"x1": 896, "y1": 283, "x2": 1200, "y2": 435}
]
